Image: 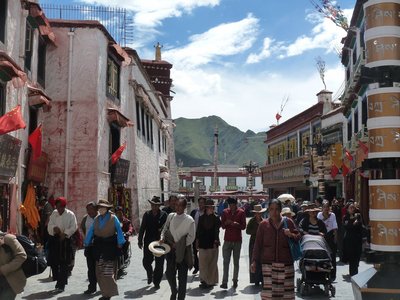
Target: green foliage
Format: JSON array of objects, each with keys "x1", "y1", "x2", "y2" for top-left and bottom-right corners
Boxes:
[{"x1": 174, "y1": 116, "x2": 266, "y2": 167}]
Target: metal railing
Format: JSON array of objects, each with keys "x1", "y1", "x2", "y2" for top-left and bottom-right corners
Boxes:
[{"x1": 40, "y1": 3, "x2": 134, "y2": 46}]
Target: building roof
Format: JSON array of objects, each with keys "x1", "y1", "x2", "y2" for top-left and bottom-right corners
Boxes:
[{"x1": 266, "y1": 102, "x2": 323, "y2": 142}]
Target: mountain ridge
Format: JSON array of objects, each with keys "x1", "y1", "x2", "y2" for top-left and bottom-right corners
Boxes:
[{"x1": 174, "y1": 115, "x2": 266, "y2": 167}]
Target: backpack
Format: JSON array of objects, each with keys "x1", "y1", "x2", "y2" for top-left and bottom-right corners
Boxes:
[{"x1": 1, "y1": 234, "x2": 47, "y2": 278}]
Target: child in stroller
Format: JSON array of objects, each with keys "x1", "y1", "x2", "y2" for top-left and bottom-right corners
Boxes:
[{"x1": 296, "y1": 235, "x2": 335, "y2": 297}]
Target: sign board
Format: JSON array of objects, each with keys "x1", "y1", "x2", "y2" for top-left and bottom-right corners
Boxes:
[
  {"x1": 112, "y1": 158, "x2": 130, "y2": 184},
  {"x1": 27, "y1": 152, "x2": 48, "y2": 183},
  {"x1": 0, "y1": 134, "x2": 21, "y2": 179}
]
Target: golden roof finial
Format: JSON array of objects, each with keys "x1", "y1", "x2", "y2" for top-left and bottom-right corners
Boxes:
[{"x1": 154, "y1": 42, "x2": 163, "y2": 61}]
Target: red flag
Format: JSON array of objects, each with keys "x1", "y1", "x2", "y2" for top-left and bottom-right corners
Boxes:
[
  {"x1": 28, "y1": 124, "x2": 42, "y2": 160},
  {"x1": 275, "y1": 113, "x2": 282, "y2": 121},
  {"x1": 111, "y1": 142, "x2": 126, "y2": 165},
  {"x1": 331, "y1": 164, "x2": 339, "y2": 179},
  {"x1": 341, "y1": 163, "x2": 349, "y2": 177},
  {"x1": 345, "y1": 149, "x2": 353, "y2": 161},
  {"x1": 0, "y1": 105, "x2": 26, "y2": 135},
  {"x1": 358, "y1": 140, "x2": 369, "y2": 155}
]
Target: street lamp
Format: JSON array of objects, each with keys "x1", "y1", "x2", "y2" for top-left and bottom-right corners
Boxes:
[{"x1": 240, "y1": 161, "x2": 260, "y2": 201}]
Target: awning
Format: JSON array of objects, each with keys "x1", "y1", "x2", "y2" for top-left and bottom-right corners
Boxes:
[
  {"x1": 107, "y1": 108, "x2": 133, "y2": 128},
  {"x1": 0, "y1": 51, "x2": 27, "y2": 88},
  {"x1": 109, "y1": 43, "x2": 131, "y2": 66},
  {"x1": 27, "y1": 84, "x2": 52, "y2": 107},
  {"x1": 25, "y1": 1, "x2": 57, "y2": 46}
]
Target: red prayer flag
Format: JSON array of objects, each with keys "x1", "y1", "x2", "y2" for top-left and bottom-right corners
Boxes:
[
  {"x1": 345, "y1": 149, "x2": 353, "y2": 161},
  {"x1": 28, "y1": 124, "x2": 42, "y2": 160},
  {"x1": 275, "y1": 113, "x2": 282, "y2": 121},
  {"x1": 111, "y1": 142, "x2": 127, "y2": 165},
  {"x1": 331, "y1": 164, "x2": 339, "y2": 179},
  {"x1": 358, "y1": 140, "x2": 369, "y2": 155},
  {"x1": 0, "y1": 105, "x2": 26, "y2": 135},
  {"x1": 341, "y1": 163, "x2": 349, "y2": 177}
]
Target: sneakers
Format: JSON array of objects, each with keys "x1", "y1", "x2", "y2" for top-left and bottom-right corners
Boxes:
[
  {"x1": 54, "y1": 287, "x2": 64, "y2": 293},
  {"x1": 220, "y1": 283, "x2": 227, "y2": 289}
]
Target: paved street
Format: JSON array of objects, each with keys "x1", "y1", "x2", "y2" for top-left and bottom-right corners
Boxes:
[{"x1": 18, "y1": 224, "x2": 370, "y2": 300}]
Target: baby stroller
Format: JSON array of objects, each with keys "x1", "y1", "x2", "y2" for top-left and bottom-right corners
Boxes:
[{"x1": 296, "y1": 235, "x2": 335, "y2": 297}]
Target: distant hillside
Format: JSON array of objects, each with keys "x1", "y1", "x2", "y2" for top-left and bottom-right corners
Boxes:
[{"x1": 174, "y1": 116, "x2": 266, "y2": 167}]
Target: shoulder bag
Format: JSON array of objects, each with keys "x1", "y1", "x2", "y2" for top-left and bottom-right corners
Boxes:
[{"x1": 283, "y1": 217, "x2": 302, "y2": 261}]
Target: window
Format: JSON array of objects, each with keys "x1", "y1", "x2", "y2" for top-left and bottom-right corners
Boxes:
[
  {"x1": 361, "y1": 97, "x2": 367, "y2": 127},
  {"x1": 146, "y1": 114, "x2": 150, "y2": 143},
  {"x1": 150, "y1": 118, "x2": 153, "y2": 147},
  {"x1": 227, "y1": 177, "x2": 236, "y2": 186},
  {"x1": 0, "y1": 82, "x2": 5, "y2": 117},
  {"x1": 158, "y1": 129, "x2": 161, "y2": 152},
  {"x1": 37, "y1": 38, "x2": 46, "y2": 87},
  {"x1": 288, "y1": 137, "x2": 297, "y2": 159},
  {"x1": 28, "y1": 106, "x2": 38, "y2": 135},
  {"x1": 347, "y1": 118, "x2": 352, "y2": 142},
  {"x1": 0, "y1": 0, "x2": 6, "y2": 43},
  {"x1": 354, "y1": 110, "x2": 359, "y2": 134},
  {"x1": 106, "y1": 57, "x2": 120, "y2": 101},
  {"x1": 25, "y1": 18, "x2": 34, "y2": 71},
  {"x1": 141, "y1": 107, "x2": 145, "y2": 138},
  {"x1": 109, "y1": 123, "x2": 120, "y2": 158},
  {"x1": 135, "y1": 101, "x2": 141, "y2": 133}
]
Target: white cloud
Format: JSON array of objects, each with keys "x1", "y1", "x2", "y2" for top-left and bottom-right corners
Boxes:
[
  {"x1": 171, "y1": 63, "x2": 345, "y2": 132},
  {"x1": 247, "y1": 9, "x2": 353, "y2": 62},
  {"x1": 246, "y1": 37, "x2": 273, "y2": 64},
  {"x1": 80, "y1": 0, "x2": 221, "y2": 47},
  {"x1": 164, "y1": 14, "x2": 259, "y2": 69}
]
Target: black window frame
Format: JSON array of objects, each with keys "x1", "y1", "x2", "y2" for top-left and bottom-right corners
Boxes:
[
  {"x1": 0, "y1": 0, "x2": 7, "y2": 44},
  {"x1": 37, "y1": 37, "x2": 46, "y2": 87},
  {"x1": 106, "y1": 55, "x2": 120, "y2": 104},
  {"x1": 135, "y1": 100, "x2": 141, "y2": 133},
  {"x1": 24, "y1": 17, "x2": 34, "y2": 72},
  {"x1": 141, "y1": 106, "x2": 145, "y2": 138}
]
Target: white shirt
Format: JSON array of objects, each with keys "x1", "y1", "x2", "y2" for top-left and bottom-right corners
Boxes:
[
  {"x1": 47, "y1": 208, "x2": 78, "y2": 238},
  {"x1": 194, "y1": 209, "x2": 204, "y2": 229},
  {"x1": 162, "y1": 213, "x2": 195, "y2": 246},
  {"x1": 317, "y1": 211, "x2": 338, "y2": 233},
  {"x1": 84, "y1": 215, "x2": 96, "y2": 238}
]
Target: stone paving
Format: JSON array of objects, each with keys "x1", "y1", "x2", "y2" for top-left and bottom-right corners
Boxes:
[{"x1": 17, "y1": 225, "x2": 370, "y2": 300}]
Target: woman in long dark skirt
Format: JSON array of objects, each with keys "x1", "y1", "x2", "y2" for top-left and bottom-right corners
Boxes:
[
  {"x1": 342, "y1": 202, "x2": 363, "y2": 277},
  {"x1": 246, "y1": 205, "x2": 266, "y2": 286}
]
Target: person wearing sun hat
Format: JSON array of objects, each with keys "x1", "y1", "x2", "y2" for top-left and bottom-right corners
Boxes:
[
  {"x1": 298, "y1": 204, "x2": 327, "y2": 236},
  {"x1": 138, "y1": 196, "x2": 167, "y2": 289},
  {"x1": 281, "y1": 207, "x2": 295, "y2": 219},
  {"x1": 246, "y1": 204, "x2": 266, "y2": 286},
  {"x1": 196, "y1": 198, "x2": 221, "y2": 289},
  {"x1": 84, "y1": 199, "x2": 126, "y2": 300},
  {"x1": 47, "y1": 197, "x2": 77, "y2": 293}
]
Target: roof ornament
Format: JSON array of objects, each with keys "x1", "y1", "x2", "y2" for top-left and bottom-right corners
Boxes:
[{"x1": 155, "y1": 42, "x2": 163, "y2": 61}]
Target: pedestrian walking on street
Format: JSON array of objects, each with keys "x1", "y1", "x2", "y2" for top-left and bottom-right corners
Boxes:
[
  {"x1": 163, "y1": 195, "x2": 178, "y2": 215},
  {"x1": 138, "y1": 196, "x2": 167, "y2": 289},
  {"x1": 196, "y1": 199, "x2": 221, "y2": 289},
  {"x1": 190, "y1": 197, "x2": 206, "y2": 275},
  {"x1": 332, "y1": 197, "x2": 345, "y2": 260},
  {"x1": 299, "y1": 205, "x2": 327, "y2": 236},
  {"x1": 317, "y1": 200, "x2": 338, "y2": 280},
  {"x1": 80, "y1": 201, "x2": 98, "y2": 295},
  {"x1": 84, "y1": 199, "x2": 126, "y2": 300},
  {"x1": 246, "y1": 204, "x2": 266, "y2": 286},
  {"x1": 160, "y1": 196, "x2": 196, "y2": 300},
  {"x1": 342, "y1": 202, "x2": 363, "y2": 277},
  {"x1": 220, "y1": 197, "x2": 246, "y2": 289},
  {"x1": 0, "y1": 215, "x2": 27, "y2": 299},
  {"x1": 47, "y1": 197, "x2": 77, "y2": 293},
  {"x1": 251, "y1": 199, "x2": 300, "y2": 300}
]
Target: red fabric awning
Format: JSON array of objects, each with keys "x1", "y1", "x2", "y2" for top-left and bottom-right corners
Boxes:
[
  {"x1": 27, "y1": 1, "x2": 57, "y2": 46},
  {"x1": 27, "y1": 84, "x2": 52, "y2": 107},
  {"x1": 107, "y1": 108, "x2": 133, "y2": 128},
  {"x1": 109, "y1": 44, "x2": 131, "y2": 66},
  {"x1": 0, "y1": 51, "x2": 27, "y2": 88}
]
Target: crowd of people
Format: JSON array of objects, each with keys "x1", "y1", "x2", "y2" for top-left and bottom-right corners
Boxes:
[{"x1": 0, "y1": 193, "x2": 367, "y2": 300}]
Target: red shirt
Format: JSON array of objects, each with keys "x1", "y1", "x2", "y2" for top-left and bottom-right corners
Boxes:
[{"x1": 221, "y1": 207, "x2": 246, "y2": 242}]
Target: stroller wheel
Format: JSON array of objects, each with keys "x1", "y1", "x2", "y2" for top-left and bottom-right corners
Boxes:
[
  {"x1": 296, "y1": 278, "x2": 302, "y2": 292},
  {"x1": 299, "y1": 283, "x2": 307, "y2": 296},
  {"x1": 324, "y1": 284, "x2": 330, "y2": 296}
]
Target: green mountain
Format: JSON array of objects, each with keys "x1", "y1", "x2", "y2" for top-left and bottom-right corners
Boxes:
[{"x1": 174, "y1": 116, "x2": 266, "y2": 167}]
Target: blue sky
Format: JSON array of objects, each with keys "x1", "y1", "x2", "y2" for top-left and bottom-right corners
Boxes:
[{"x1": 39, "y1": 0, "x2": 355, "y2": 132}]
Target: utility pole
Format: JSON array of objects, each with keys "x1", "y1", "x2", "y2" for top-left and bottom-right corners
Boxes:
[{"x1": 213, "y1": 126, "x2": 218, "y2": 192}]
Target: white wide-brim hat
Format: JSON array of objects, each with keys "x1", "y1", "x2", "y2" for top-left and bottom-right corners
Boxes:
[{"x1": 148, "y1": 241, "x2": 171, "y2": 257}]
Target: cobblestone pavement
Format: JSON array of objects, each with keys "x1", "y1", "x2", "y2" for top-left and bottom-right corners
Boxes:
[{"x1": 17, "y1": 224, "x2": 370, "y2": 300}]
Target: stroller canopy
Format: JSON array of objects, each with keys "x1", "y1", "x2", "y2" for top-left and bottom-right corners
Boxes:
[{"x1": 300, "y1": 235, "x2": 331, "y2": 254}]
